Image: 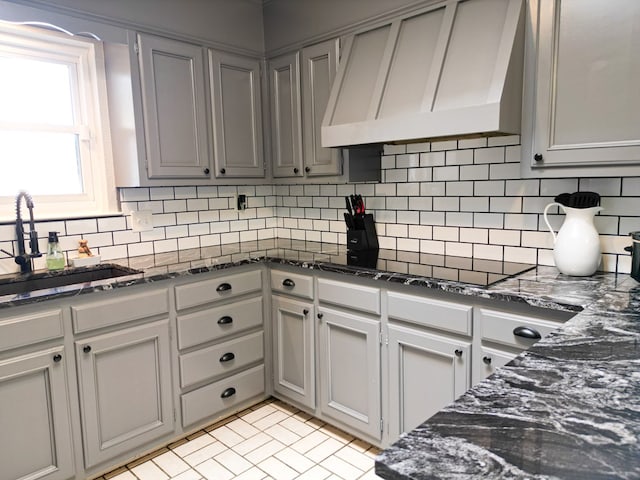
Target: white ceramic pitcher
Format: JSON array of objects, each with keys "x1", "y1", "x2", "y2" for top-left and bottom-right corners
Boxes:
[{"x1": 543, "y1": 203, "x2": 603, "y2": 276}]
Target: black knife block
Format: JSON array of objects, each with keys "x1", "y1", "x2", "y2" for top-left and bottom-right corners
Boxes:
[{"x1": 347, "y1": 214, "x2": 379, "y2": 251}]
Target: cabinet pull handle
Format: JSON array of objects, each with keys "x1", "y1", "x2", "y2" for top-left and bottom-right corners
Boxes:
[
  {"x1": 219, "y1": 352, "x2": 235, "y2": 363},
  {"x1": 303, "y1": 309, "x2": 309, "y2": 315},
  {"x1": 482, "y1": 356, "x2": 492, "y2": 365},
  {"x1": 282, "y1": 278, "x2": 295, "y2": 288},
  {"x1": 83, "y1": 345, "x2": 92, "y2": 354},
  {"x1": 204, "y1": 167, "x2": 210, "y2": 174},
  {"x1": 293, "y1": 167, "x2": 299, "y2": 174},
  {"x1": 220, "y1": 168, "x2": 226, "y2": 174},
  {"x1": 53, "y1": 354, "x2": 62, "y2": 362},
  {"x1": 305, "y1": 166, "x2": 311, "y2": 173},
  {"x1": 218, "y1": 316, "x2": 233, "y2": 325},
  {"x1": 216, "y1": 282, "x2": 232, "y2": 292},
  {"x1": 220, "y1": 387, "x2": 236, "y2": 399},
  {"x1": 533, "y1": 153, "x2": 543, "y2": 162},
  {"x1": 513, "y1": 326, "x2": 541, "y2": 340},
  {"x1": 317, "y1": 313, "x2": 323, "y2": 320},
  {"x1": 454, "y1": 349, "x2": 463, "y2": 357}
]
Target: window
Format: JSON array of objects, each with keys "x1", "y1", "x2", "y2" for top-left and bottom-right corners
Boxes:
[{"x1": 0, "y1": 22, "x2": 118, "y2": 219}]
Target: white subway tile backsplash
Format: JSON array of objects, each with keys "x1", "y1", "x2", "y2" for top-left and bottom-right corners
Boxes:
[
  {"x1": 128, "y1": 242, "x2": 154, "y2": 257},
  {"x1": 381, "y1": 155, "x2": 396, "y2": 169},
  {"x1": 474, "y1": 147, "x2": 504, "y2": 164},
  {"x1": 505, "y1": 179, "x2": 539, "y2": 196},
  {"x1": 408, "y1": 168, "x2": 432, "y2": 182},
  {"x1": 460, "y1": 164, "x2": 489, "y2": 181},
  {"x1": 166, "y1": 225, "x2": 189, "y2": 239},
  {"x1": 175, "y1": 187, "x2": 197, "y2": 198},
  {"x1": 420, "y1": 182, "x2": 446, "y2": 196},
  {"x1": 178, "y1": 236, "x2": 200, "y2": 250},
  {"x1": 421, "y1": 211, "x2": 445, "y2": 226},
  {"x1": 98, "y1": 216, "x2": 127, "y2": 232},
  {"x1": 396, "y1": 211, "x2": 420, "y2": 224},
  {"x1": 489, "y1": 229, "x2": 520, "y2": 246},
  {"x1": 488, "y1": 162, "x2": 520, "y2": 180},
  {"x1": 406, "y1": 142, "x2": 430, "y2": 153},
  {"x1": 458, "y1": 137, "x2": 487, "y2": 149},
  {"x1": 420, "y1": 151, "x2": 445, "y2": 167},
  {"x1": 433, "y1": 226, "x2": 458, "y2": 241},
  {"x1": 621, "y1": 177, "x2": 640, "y2": 196},
  {"x1": 409, "y1": 197, "x2": 432, "y2": 211},
  {"x1": 384, "y1": 169, "x2": 408, "y2": 183},
  {"x1": 397, "y1": 238, "x2": 419, "y2": 251},
  {"x1": 445, "y1": 150, "x2": 473, "y2": 166},
  {"x1": 490, "y1": 197, "x2": 522, "y2": 213},
  {"x1": 396, "y1": 154, "x2": 420, "y2": 168},
  {"x1": 375, "y1": 184, "x2": 396, "y2": 196},
  {"x1": 461, "y1": 197, "x2": 488, "y2": 212},
  {"x1": 153, "y1": 214, "x2": 177, "y2": 227},
  {"x1": 459, "y1": 228, "x2": 488, "y2": 244},
  {"x1": 387, "y1": 197, "x2": 408, "y2": 210},
  {"x1": 408, "y1": 225, "x2": 432, "y2": 239},
  {"x1": 445, "y1": 242, "x2": 472, "y2": 257},
  {"x1": 433, "y1": 197, "x2": 459, "y2": 211},
  {"x1": 601, "y1": 197, "x2": 640, "y2": 216},
  {"x1": 504, "y1": 214, "x2": 538, "y2": 231},
  {"x1": 384, "y1": 144, "x2": 406, "y2": 155},
  {"x1": 177, "y1": 212, "x2": 199, "y2": 225},
  {"x1": 488, "y1": 135, "x2": 520, "y2": 147},
  {"x1": 473, "y1": 244, "x2": 503, "y2": 260},
  {"x1": 100, "y1": 245, "x2": 128, "y2": 260},
  {"x1": 474, "y1": 213, "x2": 504, "y2": 229},
  {"x1": 120, "y1": 188, "x2": 150, "y2": 202},
  {"x1": 430, "y1": 140, "x2": 457, "y2": 151},
  {"x1": 420, "y1": 240, "x2": 445, "y2": 254},
  {"x1": 150, "y1": 187, "x2": 174, "y2": 200},
  {"x1": 445, "y1": 212, "x2": 473, "y2": 227},
  {"x1": 504, "y1": 246, "x2": 537, "y2": 264},
  {"x1": 66, "y1": 219, "x2": 98, "y2": 236},
  {"x1": 433, "y1": 166, "x2": 459, "y2": 182},
  {"x1": 539, "y1": 179, "x2": 579, "y2": 196},
  {"x1": 163, "y1": 200, "x2": 187, "y2": 213},
  {"x1": 446, "y1": 181, "x2": 474, "y2": 196}
]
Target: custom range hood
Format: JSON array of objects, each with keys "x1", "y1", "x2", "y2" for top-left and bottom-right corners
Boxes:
[{"x1": 321, "y1": 0, "x2": 524, "y2": 147}]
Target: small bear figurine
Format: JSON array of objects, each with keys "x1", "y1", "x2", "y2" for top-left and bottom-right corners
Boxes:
[{"x1": 77, "y1": 239, "x2": 93, "y2": 258}]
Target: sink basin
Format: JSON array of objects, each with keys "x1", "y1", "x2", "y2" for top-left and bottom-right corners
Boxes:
[{"x1": 0, "y1": 264, "x2": 143, "y2": 296}]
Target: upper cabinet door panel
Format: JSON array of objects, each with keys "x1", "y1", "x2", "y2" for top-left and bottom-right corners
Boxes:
[
  {"x1": 269, "y1": 52, "x2": 303, "y2": 178},
  {"x1": 523, "y1": 0, "x2": 640, "y2": 175},
  {"x1": 137, "y1": 34, "x2": 210, "y2": 179},
  {"x1": 302, "y1": 39, "x2": 341, "y2": 176},
  {"x1": 209, "y1": 51, "x2": 265, "y2": 178}
]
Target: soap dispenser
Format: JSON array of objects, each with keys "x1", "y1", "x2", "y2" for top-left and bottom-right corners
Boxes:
[{"x1": 46, "y1": 232, "x2": 65, "y2": 271}]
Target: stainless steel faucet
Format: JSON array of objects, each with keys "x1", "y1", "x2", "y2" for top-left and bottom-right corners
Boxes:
[{"x1": 12, "y1": 191, "x2": 42, "y2": 274}]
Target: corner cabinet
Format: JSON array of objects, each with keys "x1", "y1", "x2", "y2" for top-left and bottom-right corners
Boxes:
[
  {"x1": 522, "y1": 0, "x2": 640, "y2": 177},
  {"x1": 209, "y1": 50, "x2": 265, "y2": 178},
  {"x1": 269, "y1": 39, "x2": 342, "y2": 179},
  {"x1": 137, "y1": 33, "x2": 211, "y2": 180}
]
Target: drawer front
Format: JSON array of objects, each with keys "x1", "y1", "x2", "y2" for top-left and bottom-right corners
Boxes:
[
  {"x1": 177, "y1": 296, "x2": 263, "y2": 350},
  {"x1": 478, "y1": 308, "x2": 561, "y2": 349},
  {"x1": 181, "y1": 364, "x2": 264, "y2": 427},
  {"x1": 179, "y1": 331, "x2": 264, "y2": 388},
  {"x1": 175, "y1": 269, "x2": 262, "y2": 310},
  {"x1": 318, "y1": 278, "x2": 380, "y2": 315},
  {"x1": 0, "y1": 308, "x2": 64, "y2": 351},
  {"x1": 270, "y1": 270, "x2": 314, "y2": 300},
  {"x1": 72, "y1": 288, "x2": 169, "y2": 333},
  {"x1": 387, "y1": 291, "x2": 472, "y2": 335}
]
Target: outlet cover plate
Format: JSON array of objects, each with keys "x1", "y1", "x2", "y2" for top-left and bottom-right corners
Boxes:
[{"x1": 130, "y1": 210, "x2": 153, "y2": 232}]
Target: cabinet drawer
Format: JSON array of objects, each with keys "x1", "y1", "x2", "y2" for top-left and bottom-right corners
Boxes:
[
  {"x1": 176, "y1": 269, "x2": 262, "y2": 310},
  {"x1": 179, "y1": 331, "x2": 264, "y2": 388},
  {"x1": 181, "y1": 364, "x2": 264, "y2": 427},
  {"x1": 72, "y1": 288, "x2": 169, "y2": 333},
  {"x1": 478, "y1": 308, "x2": 561, "y2": 349},
  {"x1": 0, "y1": 308, "x2": 64, "y2": 352},
  {"x1": 387, "y1": 291, "x2": 472, "y2": 336},
  {"x1": 177, "y1": 296, "x2": 263, "y2": 350},
  {"x1": 270, "y1": 270, "x2": 314, "y2": 300},
  {"x1": 476, "y1": 345, "x2": 515, "y2": 383},
  {"x1": 318, "y1": 278, "x2": 380, "y2": 315}
]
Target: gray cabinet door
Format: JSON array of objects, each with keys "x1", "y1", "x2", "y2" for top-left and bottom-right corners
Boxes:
[
  {"x1": 269, "y1": 52, "x2": 303, "y2": 178},
  {"x1": 137, "y1": 34, "x2": 211, "y2": 179},
  {"x1": 318, "y1": 307, "x2": 381, "y2": 440},
  {"x1": 523, "y1": 0, "x2": 640, "y2": 176},
  {"x1": 272, "y1": 295, "x2": 315, "y2": 409},
  {"x1": 76, "y1": 320, "x2": 174, "y2": 468},
  {"x1": 209, "y1": 50, "x2": 265, "y2": 178},
  {"x1": 0, "y1": 347, "x2": 74, "y2": 480},
  {"x1": 387, "y1": 324, "x2": 470, "y2": 439},
  {"x1": 301, "y1": 39, "x2": 341, "y2": 176}
]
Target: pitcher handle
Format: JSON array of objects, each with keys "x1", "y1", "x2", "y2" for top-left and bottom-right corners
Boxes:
[{"x1": 543, "y1": 202, "x2": 565, "y2": 243}]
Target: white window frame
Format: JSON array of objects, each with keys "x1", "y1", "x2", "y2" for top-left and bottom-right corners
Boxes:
[{"x1": 0, "y1": 22, "x2": 118, "y2": 220}]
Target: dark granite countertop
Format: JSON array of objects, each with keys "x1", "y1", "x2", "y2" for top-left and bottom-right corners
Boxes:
[{"x1": 1, "y1": 239, "x2": 638, "y2": 478}]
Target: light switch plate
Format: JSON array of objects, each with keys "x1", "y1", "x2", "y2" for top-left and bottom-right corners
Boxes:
[{"x1": 130, "y1": 210, "x2": 153, "y2": 232}]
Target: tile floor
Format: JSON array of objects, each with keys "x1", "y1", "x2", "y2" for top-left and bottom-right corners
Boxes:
[{"x1": 101, "y1": 398, "x2": 383, "y2": 480}]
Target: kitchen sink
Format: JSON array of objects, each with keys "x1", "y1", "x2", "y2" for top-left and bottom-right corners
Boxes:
[{"x1": 0, "y1": 264, "x2": 143, "y2": 296}]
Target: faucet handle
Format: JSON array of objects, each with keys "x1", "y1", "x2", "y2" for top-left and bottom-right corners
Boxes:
[{"x1": 29, "y1": 230, "x2": 41, "y2": 256}]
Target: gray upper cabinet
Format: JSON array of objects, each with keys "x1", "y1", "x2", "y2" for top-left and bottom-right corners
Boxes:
[
  {"x1": 522, "y1": 0, "x2": 640, "y2": 177},
  {"x1": 0, "y1": 347, "x2": 74, "y2": 480},
  {"x1": 137, "y1": 34, "x2": 211, "y2": 180},
  {"x1": 209, "y1": 50, "x2": 265, "y2": 178},
  {"x1": 269, "y1": 52, "x2": 303, "y2": 178}
]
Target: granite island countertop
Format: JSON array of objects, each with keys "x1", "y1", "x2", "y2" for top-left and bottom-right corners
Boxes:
[{"x1": 1, "y1": 239, "x2": 638, "y2": 478}]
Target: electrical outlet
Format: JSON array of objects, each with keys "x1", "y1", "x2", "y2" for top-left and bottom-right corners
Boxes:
[
  {"x1": 236, "y1": 194, "x2": 247, "y2": 211},
  {"x1": 130, "y1": 210, "x2": 153, "y2": 232}
]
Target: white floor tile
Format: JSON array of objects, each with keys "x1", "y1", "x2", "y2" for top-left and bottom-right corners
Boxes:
[
  {"x1": 226, "y1": 418, "x2": 261, "y2": 439},
  {"x1": 170, "y1": 468, "x2": 202, "y2": 480},
  {"x1": 234, "y1": 466, "x2": 268, "y2": 480},
  {"x1": 274, "y1": 447, "x2": 315, "y2": 473},
  {"x1": 290, "y1": 430, "x2": 330, "y2": 454},
  {"x1": 109, "y1": 471, "x2": 137, "y2": 480},
  {"x1": 194, "y1": 458, "x2": 233, "y2": 480},
  {"x1": 357, "y1": 468, "x2": 384, "y2": 479},
  {"x1": 279, "y1": 416, "x2": 316, "y2": 437},
  {"x1": 271, "y1": 400, "x2": 300, "y2": 415},
  {"x1": 347, "y1": 439, "x2": 371, "y2": 453},
  {"x1": 305, "y1": 437, "x2": 345, "y2": 463},
  {"x1": 214, "y1": 448, "x2": 253, "y2": 475},
  {"x1": 320, "y1": 424, "x2": 354, "y2": 444},
  {"x1": 252, "y1": 410, "x2": 290, "y2": 431},
  {"x1": 256, "y1": 457, "x2": 298, "y2": 480},
  {"x1": 209, "y1": 425, "x2": 245, "y2": 447},
  {"x1": 296, "y1": 465, "x2": 332, "y2": 480},
  {"x1": 171, "y1": 435, "x2": 216, "y2": 458},
  {"x1": 264, "y1": 423, "x2": 301, "y2": 445},
  {"x1": 335, "y1": 446, "x2": 375, "y2": 471},
  {"x1": 152, "y1": 451, "x2": 190, "y2": 477},
  {"x1": 320, "y1": 456, "x2": 364, "y2": 479},
  {"x1": 182, "y1": 441, "x2": 227, "y2": 467},
  {"x1": 244, "y1": 439, "x2": 286, "y2": 464},
  {"x1": 131, "y1": 461, "x2": 170, "y2": 480},
  {"x1": 233, "y1": 432, "x2": 273, "y2": 456},
  {"x1": 241, "y1": 404, "x2": 278, "y2": 424}
]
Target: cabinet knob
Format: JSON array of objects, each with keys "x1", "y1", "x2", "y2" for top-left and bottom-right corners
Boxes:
[
  {"x1": 53, "y1": 353, "x2": 62, "y2": 362},
  {"x1": 533, "y1": 153, "x2": 543, "y2": 162},
  {"x1": 454, "y1": 349, "x2": 463, "y2": 357},
  {"x1": 219, "y1": 352, "x2": 235, "y2": 363},
  {"x1": 293, "y1": 168, "x2": 299, "y2": 174},
  {"x1": 303, "y1": 309, "x2": 309, "y2": 315},
  {"x1": 317, "y1": 313, "x2": 323, "y2": 320},
  {"x1": 218, "y1": 316, "x2": 233, "y2": 325},
  {"x1": 513, "y1": 326, "x2": 541, "y2": 339},
  {"x1": 220, "y1": 168, "x2": 226, "y2": 174},
  {"x1": 216, "y1": 282, "x2": 232, "y2": 293},
  {"x1": 83, "y1": 345, "x2": 92, "y2": 354},
  {"x1": 204, "y1": 167, "x2": 210, "y2": 175},
  {"x1": 482, "y1": 356, "x2": 492, "y2": 365},
  {"x1": 305, "y1": 166, "x2": 310, "y2": 173},
  {"x1": 282, "y1": 278, "x2": 295, "y2": 288},
  {"x1": 220, "y1": 387, "x2": 236, "y2": 399}
]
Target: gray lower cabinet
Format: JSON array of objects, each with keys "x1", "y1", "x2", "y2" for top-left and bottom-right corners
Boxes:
[
  {"x1": 318, "y1": 306, "x2": 381, "y2": 441},
  {"x1": 75, "y1": 320, "x2": 174, "y2": 469},
  {"x1": 272, "y1": 295, "x2": 315, "y2": 409},
  {"x1": 0, "y1": 346, "x2": 74, "y2": 480},
  {"x1": 387, "y1": 324, "x2": 470, "y2": 437}
]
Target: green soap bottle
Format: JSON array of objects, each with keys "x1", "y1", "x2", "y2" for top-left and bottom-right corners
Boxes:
[{"x1": 46, "y1": 232, "x2": 65, "y2": 271}]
